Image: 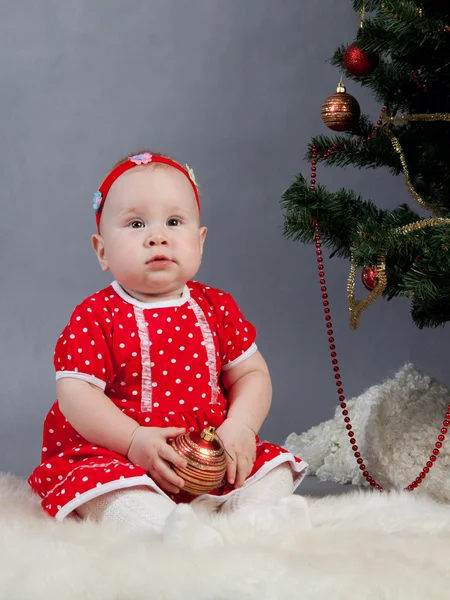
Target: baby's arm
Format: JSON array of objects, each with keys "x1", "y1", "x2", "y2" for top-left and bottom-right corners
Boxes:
[
  {"x1": 221, "y1": 350, "x2": 272, "y2": 434},
  {"x1": 58, "y1": 378, "x2": 139, "y2": 455},
  {"x1": 58, "y1": 378, "x2": 187, "y2": 493},
  {"x1": 217, "y1": 350, "x2": 272, "y2": 487}
]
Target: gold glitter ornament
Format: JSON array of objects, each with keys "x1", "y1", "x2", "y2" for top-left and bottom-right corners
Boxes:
[{"x1": 321, "y1": 81, "x2": 361, "y2": 132}]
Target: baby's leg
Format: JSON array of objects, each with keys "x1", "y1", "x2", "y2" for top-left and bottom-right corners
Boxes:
[
  {"x1": 220, "y1": 462, "x2": 295, "y2": 514},
  {"x1": 75, "y1": 487, "x2": 175, "y2": 534},
  {"x1": 216, "y1": 463, "x2": 311, "y2": 539}
]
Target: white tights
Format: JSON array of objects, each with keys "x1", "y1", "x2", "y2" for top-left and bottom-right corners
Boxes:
[
  {"x1": 219, "y1": 462, "x2": 294, "y2": 514},
  {"x1": 75, "y1": 463, "x2": 295, "y2": 534},
  {"x1": 76, "y1": 486, "x2": 175, "y2": 534}
]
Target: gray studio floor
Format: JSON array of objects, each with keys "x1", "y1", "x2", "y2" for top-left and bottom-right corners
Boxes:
[{"x1": 297, "y1": 475, "x2": 355, "y2": 497}]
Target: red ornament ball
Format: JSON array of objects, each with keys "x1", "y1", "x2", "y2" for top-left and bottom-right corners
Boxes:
[
  {"x1": 362, "y1": 266, "x2": 378, "y2": 291},
  {"x1": 321, "y1": 82, "x2": 361, "y2": 132},
  {"x1": 344, "y1": 43, "x2": 378, "y2": 77}
]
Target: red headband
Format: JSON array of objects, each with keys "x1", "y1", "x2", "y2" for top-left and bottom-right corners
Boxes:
[{"x1": 93, "y1": 152, "x2": 200, "y2": 232}]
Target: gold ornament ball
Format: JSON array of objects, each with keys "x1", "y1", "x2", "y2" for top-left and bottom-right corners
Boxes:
[
  {"x1": 171, "y1": 426, "x2": 227, "y2": 495},
  {"x1": 321, "y1": 82, "x2": 361, "y2": 132}
]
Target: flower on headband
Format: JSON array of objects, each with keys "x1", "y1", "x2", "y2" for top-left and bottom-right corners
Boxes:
[
  {"x1": 92, "y1": 191, "x2": 102, "y2": 214},
  {"x1": 185, "y1": 163, "x2": 198, "y2": 187},
  {"x1": 129, "y1": 152, "x2": 153, "y2": 165}
]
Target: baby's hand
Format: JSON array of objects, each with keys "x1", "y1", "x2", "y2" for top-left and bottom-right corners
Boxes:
[
  {"x1": 216, "y1": 418, "x2": 256, "y2": 488},
  {"x1": 127, "y1": 426, "x2": 188, "y2": 494}
]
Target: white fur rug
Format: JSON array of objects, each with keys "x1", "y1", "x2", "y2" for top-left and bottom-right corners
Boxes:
[
  {"x1": 286, "y1": 364, "x2": 450, "y2": 503},
  {"x1": 1, "y1": 472, "x2": 450, "y2": 599}
]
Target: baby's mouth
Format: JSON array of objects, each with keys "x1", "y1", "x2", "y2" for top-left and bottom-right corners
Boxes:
[
  {"x1": 146, "y1": 255, "x2": 175, "y2": 267},
  {"x1": 148, "y1": 255, "x2": 170, "y2": 263}
]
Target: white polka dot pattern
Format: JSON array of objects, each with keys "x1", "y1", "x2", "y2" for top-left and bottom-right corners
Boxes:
[
  {"x1": 29, "y1": 281, "x2": 306, "y2": 519},
  {"x1": 54, "y1": 303, "x2": 114, "y2": 387}
]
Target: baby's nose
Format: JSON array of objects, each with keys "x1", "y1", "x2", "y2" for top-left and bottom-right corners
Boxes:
[{"x1": 147, "y1": 232, "x2": 168, "y2": 246}]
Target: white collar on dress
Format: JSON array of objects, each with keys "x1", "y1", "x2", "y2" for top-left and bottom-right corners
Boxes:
[{"x1": 111, "y1": 280, "x2": 190, "y2": 309}]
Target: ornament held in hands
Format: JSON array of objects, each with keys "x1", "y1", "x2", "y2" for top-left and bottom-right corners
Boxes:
[
  {"x1": 321, "y1": 81, "x2": 361, "y2": 132},
  {"x1": 171, "y1": 426, "x2": 227, "y2": 495}
]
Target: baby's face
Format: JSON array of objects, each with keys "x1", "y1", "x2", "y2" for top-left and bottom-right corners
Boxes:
[{"x1": 92, "y1": 165, "x2": 207, "y2": 302}]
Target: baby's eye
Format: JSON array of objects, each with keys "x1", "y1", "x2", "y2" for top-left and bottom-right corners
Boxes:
[
  {"x1": 167, "y1": 218, "x2": 181, "y2": 227},
  {"x1": 129, "y1": 220, "x2": 144, "y2": 229}
]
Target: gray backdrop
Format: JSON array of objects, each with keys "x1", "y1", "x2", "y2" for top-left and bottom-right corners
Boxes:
[{"x1": 1, "y1": 1, "x2": 449, "y2": 478}]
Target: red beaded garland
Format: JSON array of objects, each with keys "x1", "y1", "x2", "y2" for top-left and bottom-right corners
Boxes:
[{"x1": 310, "y1": 116, "x2": 448, "y2": 491}]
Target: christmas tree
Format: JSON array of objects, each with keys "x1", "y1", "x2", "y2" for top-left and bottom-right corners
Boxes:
[{"x1": 281, "y1": 0, "x2": 450, "y2": 329}]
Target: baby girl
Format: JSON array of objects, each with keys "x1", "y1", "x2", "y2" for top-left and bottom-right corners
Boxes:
[{"x1": 28, "y1": 150, "x2": 307, "y2": 535}]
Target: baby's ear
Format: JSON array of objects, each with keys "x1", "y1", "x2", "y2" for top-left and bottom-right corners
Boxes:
[
  {"x1": 199, "y1": 226, "x2": 207, "y2": 255},
  {"x1": 91, "y1": 234, "x2": 110, "y2": 272}
]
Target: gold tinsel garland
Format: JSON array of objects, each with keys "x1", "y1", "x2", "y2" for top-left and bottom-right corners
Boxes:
[
  {"x1": 383, "y1": 128, "x2": 440, "y2": 215},
  {"x1": 349, "y1": 218, "x2": 450, "y2": 329},
  {"x1": 348, "y1": 112, "x2": 450, "y2": 329}
]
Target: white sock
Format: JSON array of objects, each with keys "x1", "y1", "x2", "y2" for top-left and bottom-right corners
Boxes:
[
  {"x1": 163, "y1": 504, "x2": 224, "y2": 549},
  {"x1": 220, "y1": 463, "x2": 295, "y2": 515},
  {"x1": 75, "y1": 487, "x2": 175, "y2": 535}
]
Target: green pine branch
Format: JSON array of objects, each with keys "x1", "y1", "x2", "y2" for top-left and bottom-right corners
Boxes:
[
  {"x1": 305, "y1": 126, "x2": 401, "y2": 173},
  {"x1": 281, "y1": 0, "x2": 450, "y2": 328},
  {"x1": 354, "y1": 1, "x2": 450, "y2": 23},
  {"x1": 281, "y1": 174, "x2": 450, "y2": 328}
]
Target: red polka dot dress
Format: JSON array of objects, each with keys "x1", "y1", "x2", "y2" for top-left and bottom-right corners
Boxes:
[{"x1": 28, "y1": 281, "x2": 307, "y2": 519}]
